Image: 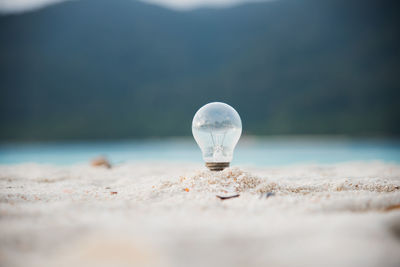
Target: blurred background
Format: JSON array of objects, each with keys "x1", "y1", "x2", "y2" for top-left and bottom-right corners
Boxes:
[{"x1": 0, "y1": 0, "x2": 399, "y2": 165}]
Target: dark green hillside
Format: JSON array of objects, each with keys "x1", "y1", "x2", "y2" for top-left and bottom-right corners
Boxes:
[{"x1": 0, "y1": 0, "x2": 399, "y2": 140}]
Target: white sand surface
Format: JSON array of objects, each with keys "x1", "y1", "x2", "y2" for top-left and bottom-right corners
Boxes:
[{"x1": 1, "y1": 161, "x2": 400, "y2": 267}]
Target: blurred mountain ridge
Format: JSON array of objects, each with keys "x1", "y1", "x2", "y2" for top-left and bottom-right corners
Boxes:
[{"x1": 0, "y1": 0, "x2": 399, "y2": 140}]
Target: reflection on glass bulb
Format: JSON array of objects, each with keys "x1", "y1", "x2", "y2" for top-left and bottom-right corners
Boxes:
[{"x1": 192, "y1": 102, "x2": 242, "y2": 171}]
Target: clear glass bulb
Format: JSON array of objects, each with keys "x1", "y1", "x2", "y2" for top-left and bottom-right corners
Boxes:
[{"x1": 192, "y1": 102, "x2": 242, "y2": 171}]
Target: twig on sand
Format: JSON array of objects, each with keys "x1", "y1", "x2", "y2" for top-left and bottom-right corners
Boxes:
[{"x1": 216, "y1": 194, "x2": 240, "y2": 200}]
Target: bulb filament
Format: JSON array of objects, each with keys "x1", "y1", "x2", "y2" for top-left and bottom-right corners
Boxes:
[{"x1": 210, "y1": 131, "x2": 227, "y2": 159}]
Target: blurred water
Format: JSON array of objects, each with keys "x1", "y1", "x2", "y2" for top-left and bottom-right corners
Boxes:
[{"x1": 0, "y1": 137, "x2": 399, "y2": 166}]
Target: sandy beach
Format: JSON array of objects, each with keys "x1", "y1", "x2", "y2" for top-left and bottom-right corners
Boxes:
[
  {"x1": 0, "y1": 161, "x2": 399, "y2": 267},
  {"x1": 1, "y1": 0, "x2": 399, "y2": 266}
]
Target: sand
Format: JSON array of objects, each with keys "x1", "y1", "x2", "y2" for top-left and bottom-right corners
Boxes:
[{"x1": 1, "y1": 161, "x2": 400, "y2": 267}]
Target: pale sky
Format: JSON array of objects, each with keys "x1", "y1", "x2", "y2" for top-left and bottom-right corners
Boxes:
[
  {"x1": 0, "y1": 0, "x2": 270, "y2": 13},
  {"x1": 141, "y1": 0, "x2": 270, "y2": 10},
  {"x1": 0, "y1": 0, "x2": 67, "y2": 13}
]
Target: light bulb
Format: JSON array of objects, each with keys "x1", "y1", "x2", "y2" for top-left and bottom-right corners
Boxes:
[{"x1": 192, "y1": 102, "x2": 242, "y2": 171}]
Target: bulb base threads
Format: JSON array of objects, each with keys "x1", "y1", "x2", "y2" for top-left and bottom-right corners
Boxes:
[{"x1": 205, "y1": 162, "x2": 230, "y2": 171}]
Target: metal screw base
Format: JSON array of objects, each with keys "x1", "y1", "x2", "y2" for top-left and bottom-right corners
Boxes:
[{"x1": 205, "y1": 162, "x2": 230, "y2": 171}]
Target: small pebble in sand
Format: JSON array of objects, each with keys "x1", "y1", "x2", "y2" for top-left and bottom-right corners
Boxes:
[
  {"x1": 260, "y1": 192, "x2": 275, "y2": 199},
  {"x1": 90, "y1": 156, "x2": 112, "y2": 169},
  {"x1": 385, "y1": 204, "x2": 400, "y2": 211}
]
